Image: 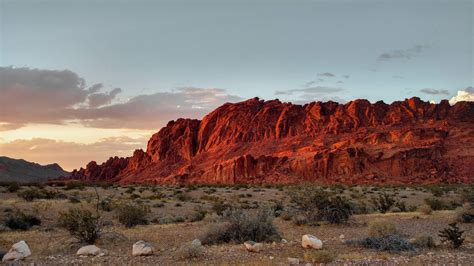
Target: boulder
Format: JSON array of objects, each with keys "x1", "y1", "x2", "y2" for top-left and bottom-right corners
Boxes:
[
  {"x1": 132, "y1": 240, "x2": 154, "y2": 256},
  {"x1": 2, "y1": 241, "x2": 31, "y2": 262},
  {"x1": 301, "y1": 234, "x2": 323, "y2": 249},
  {"x1": 191, "y1": 239, "x2": 202, "y2": 247},
  {"x1": 76, "y1": 245, "x2": 102, "y2": 256},
  {"x1": 243, "y1": 241, "x2": 263, "y2": 252}
]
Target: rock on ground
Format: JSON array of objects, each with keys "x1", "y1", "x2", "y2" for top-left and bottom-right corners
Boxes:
[
  {"x1": 2, "y1": 240, "x2": 32, "y2": 262},
  {"x1": 243, "y1": 241, "x2": 263, "y2": 252},
  {"x1": 132, "y1": 240, "x2": 154, "y2": 256},
  {"x1": 301, "y1": 234, "x2": 323, "y2": 249},
  {"x1": 76, "y1": 245, "x2": 103, "y2": 256}
]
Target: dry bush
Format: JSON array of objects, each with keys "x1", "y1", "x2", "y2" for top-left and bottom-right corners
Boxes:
[
  {"x1": 3, "y1": 211, "x2": 41, "y2": 230},
  {"x1": 176, "y1": 244, "x2": 204, "y2": 260},
  {"x1": 368, "y1": 220, "x2": 398, "y2": 237},
  {"x1": 58, "y1": 208, "x2": 102, "y2": 244},
  {"x1": 303, "y1": 250, "x2": 335, "y2": 263},
  {"x1": 115, "y1": 202, "x2": 150, "y2": 228},
  {"x1": 412, "y1": 234, "x2": 436, "y2": 248},
  {"x1": 418, "y1": 204, "x2": 433, "y2": 215},
  {"x1": 455, "y1": 203, "x2": 474, "y2": 223},
  {"x1": 201, "y1": 208, "x2": 280, "y2": 245}
]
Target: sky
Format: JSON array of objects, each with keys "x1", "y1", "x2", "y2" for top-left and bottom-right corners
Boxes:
[{"x1": 0, "y1": 0, "x2": 473, "y2": 170}]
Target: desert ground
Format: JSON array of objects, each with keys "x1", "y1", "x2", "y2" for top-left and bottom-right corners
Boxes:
[{"x1": 0, "y1": 182, "x2": 473, "y2": 265}]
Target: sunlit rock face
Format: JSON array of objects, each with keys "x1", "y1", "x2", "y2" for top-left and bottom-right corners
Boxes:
[{"x1": 67, "y1": 97, "x2": 474, "y2": 185}]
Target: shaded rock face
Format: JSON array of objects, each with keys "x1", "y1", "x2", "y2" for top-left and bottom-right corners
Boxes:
[{"x1": 67, "y1": 97, "x2": 474, "y2": 185}]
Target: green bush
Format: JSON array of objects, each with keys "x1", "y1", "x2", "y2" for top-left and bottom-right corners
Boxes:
[
  {"x1": 439, "y1": 223, "x2": 464, "y2": 249},
  {"x1": 115, "y1": 202, "x2": 150, "y2": 228},
  {"x1": 7, "y1": 183, "x2": 20, "y2": 193},
  {"x1": 289, "y1": 186, "x2": 353, "y2": 224},
  {"x1": 370, "y1": 193, "x2": 395, "y2": 213},
  {"x1": 58, "y1": 208, "x2": 102, "y2": 244},
  {"x1": 201, "y1": 208, "x2": 280, "y2": 245},
  {"x1": 424, "y1": 197, "x2": 446, "y2": 210},
  {"x1": 3, "y1": 211, "x2": 41, "y2": 230}
]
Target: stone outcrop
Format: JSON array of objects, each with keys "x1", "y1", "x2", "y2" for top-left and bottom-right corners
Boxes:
[{"x1": 66, "y1": 97, "x2": 474, "y2": 184}]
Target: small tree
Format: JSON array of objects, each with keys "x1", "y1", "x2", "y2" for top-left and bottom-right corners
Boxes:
[
  {"x1": 439, "y1": 223, "x2": 464, "y2": 249},
  {"x1": 115, "y1": 202, "x2": 150, "y2": 228}
]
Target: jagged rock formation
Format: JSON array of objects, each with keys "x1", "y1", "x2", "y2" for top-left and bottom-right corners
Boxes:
[
  {"x1": 67, "y1": 97, "x2": 474, "y2": 184},
  {"x1": 0, "y1": 156, "x2": 70, "y2": 183}
]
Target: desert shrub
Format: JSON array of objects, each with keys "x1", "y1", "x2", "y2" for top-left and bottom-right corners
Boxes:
[
  {"x1": 460, "y1": 186, "x2": 474, "y2": 204},
  {"x1": 439, "y1": 223, "x2": 464, "y2": 249},
  {"x1": 115, "y1": 202, "x2": 150, "y2": 228},
  {"x1": 3, "y1": 211, "x2": 41, "y2": 230},
  {"x1": 152, "y1": 202, "x2": 165, "y2": 208},
  {"x1": 292, "y1": 214, "x2": 310, "y2": 226},
  {"x1": 189, "y1": 208, "x2": 207, "y2": 222},
  {"x1": 64, "y1": 181, "x2": 85, "y2": 190},
  {"x1": 201, "y1": 208, "x2": 280, "y2": 245},
  {"x1": 412, "y1": 234, "x2": 436, "y2": 248},
  {"x1": 352, "y1": 235, "x2": 415, "y2": 253},
  {"x1": 99, "y1": 197, "x2": 114, "y2": 212},
  {"x1": 280, "y1": 211, "x2": 292, "y2": 221},
  {"x1": 368, "y1": 220, "x2": 398, "y2": 237},
  {"x1": 7, "y1": 183, "x2": 20, "y2": 193},
  {"x1": 370, "y1": 193, "x2": 396, "y2": 213},
  {"x1": 424, "y1": 197, "x2": 446, "y2": 210},
  {"x1": 58, "y1": 208, "x2": 102, "y2": 244},
  {"x1": 17, "y1": 188, "x2": 59, "y2": 201},
  {"x1": 303, "y1": 250, "x2": 335, "y2": 263},
  {"x1": 68, "y1": 196, "x2": 81, "y2": 203},
  {"x1": 455, "y1": 203, "x2": 474, "y2": 223},
  {"x1": 212, "y1": 200, "x2": 233, "y2": 215},
  {"x1": 418, "y1": 204, "x2": 433, "y2": 215},
  {"x1": 394, "y1": 201, "x2": 407, "y2": 212},
  {"x1": 176, "y1": 243, "x2": 204, "y2": 259},
  {"x1": 289, "y1": 186, "x2": 353, "y2": 224}
]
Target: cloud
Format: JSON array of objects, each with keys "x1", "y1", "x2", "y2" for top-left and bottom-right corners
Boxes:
[
  {"x1": 0, "y1": 136, "x2": 149, "y2": 171},
  {"x1": 343, "y1": 75, "x2": 350, "y2": 79},
  {"x1": 0, "y1": 67, "x2": 242, "y2": 131},
  {"x1": 449, "y1": 87, "x2": 474, "y2": 105},
  {"x1": 87, "y1": 87, "x2": 122, "y2": 108},
  {"x1": 275, "y1": 86, "x2": 343, "y2": 96},
  {"x1": 378, "y1": 44, "x2": 429, "y2": 61},
  {"x1": 420, "y1": 88, "x2": 450, "y2": 95},
  {"x1": 317, "y1": 72, "x2": 335, "y2": 77}
]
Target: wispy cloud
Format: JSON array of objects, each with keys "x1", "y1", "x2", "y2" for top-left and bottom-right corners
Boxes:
[
  {"x1": 420, "y1": 88, "x2": 450, "y2": 95},
  {"x1": 378, "y1": 44, "x2": 429, "y2": 61},
  {"x1": 275, "y1": 86, "x2": 343, "y2": 96},
  {"x1": 317, "y1": 72, "x2": 335, "y2": 77}
]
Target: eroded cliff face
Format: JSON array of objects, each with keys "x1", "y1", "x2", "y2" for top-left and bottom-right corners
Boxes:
[{"x1": 67, "y1": 97, "x2": 474, "y2": 184}]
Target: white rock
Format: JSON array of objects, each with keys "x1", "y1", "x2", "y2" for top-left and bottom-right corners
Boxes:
[
  {"x1": 281, "y1": 238, "x2": 288, "y2": 244},
  {"x1": 2, "y1": 241, "x2": 31, "y2": 262},
  {"x1": 243, "y1": 241, "x2": 263, "y2": 252},
  {"x1": 132, "y1": 240, "x2": 154, "y2": 256},
  {"x1": 288, "y1": 257, "x2": 300, "y2": 265},
  {"x1": 191, "y1": 239, "x2": 202, "y2": 246},
  {"x1": 76, "y1": 245, "x2": 102, "y2": 256},
  {"x1": 301, "y1": 234, "x2": 323, "y2": 249}
]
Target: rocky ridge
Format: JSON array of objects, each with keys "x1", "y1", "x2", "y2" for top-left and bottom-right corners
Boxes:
[{"x1": 67, "y1": 97, "x2": 474, "y2": 184}]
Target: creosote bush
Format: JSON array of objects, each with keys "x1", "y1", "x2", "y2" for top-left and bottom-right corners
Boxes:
[
  {"x1": 412, "y1": 234, "x2": 436, "y2": 248},
  {"x1": 115, "y1": 202, "x2": 150, "y2": 228},
  {"x1": 176, "y1": 243, "x2": 204, "y2": 259},
  {"x1": 370, "y1": 193, "x2": 396, "y2": 213},
  {"x1": 3, "y1": 211, "x2": 41, "y2": 230},
  {"x1": 17, "y1": 188, "x2": 59, "y2": 201},
  {"x1": 439, "y1": 223, "x2": 464, "y2": 249},
  {"x1": 289, "y1": 186, "x2": 353, "y2": 224},
  {"x1": 351, "y1": 235, "x2": 415, "y2": 253},
  {"x1": 201, "y1": 208, "x2": 280, "y2": 245},
  {"x1": 58, "y1": 208, "x2": 102, "y2": 244}
]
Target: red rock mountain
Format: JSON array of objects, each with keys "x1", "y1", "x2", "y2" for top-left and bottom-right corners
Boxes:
[{"x1": 68, "y1": 97, "x2": 474, "y2": 184}]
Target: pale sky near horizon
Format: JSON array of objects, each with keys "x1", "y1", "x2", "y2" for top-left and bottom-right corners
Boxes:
[{"x1": 0, "y1": 0, "x2": 473, "y2": 170}]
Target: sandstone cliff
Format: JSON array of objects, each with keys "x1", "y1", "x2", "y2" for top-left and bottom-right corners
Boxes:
[{"x1": 68, "y1": 97, "x2": 474, "y2": 184}]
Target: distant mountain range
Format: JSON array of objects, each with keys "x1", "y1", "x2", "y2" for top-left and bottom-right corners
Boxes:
[
  {"x1": 0, "y1": 156, "x2": 70, "y2": 183},
  {"x1": 67, "y1": 97, "x2": 473, "y2": 185}
]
